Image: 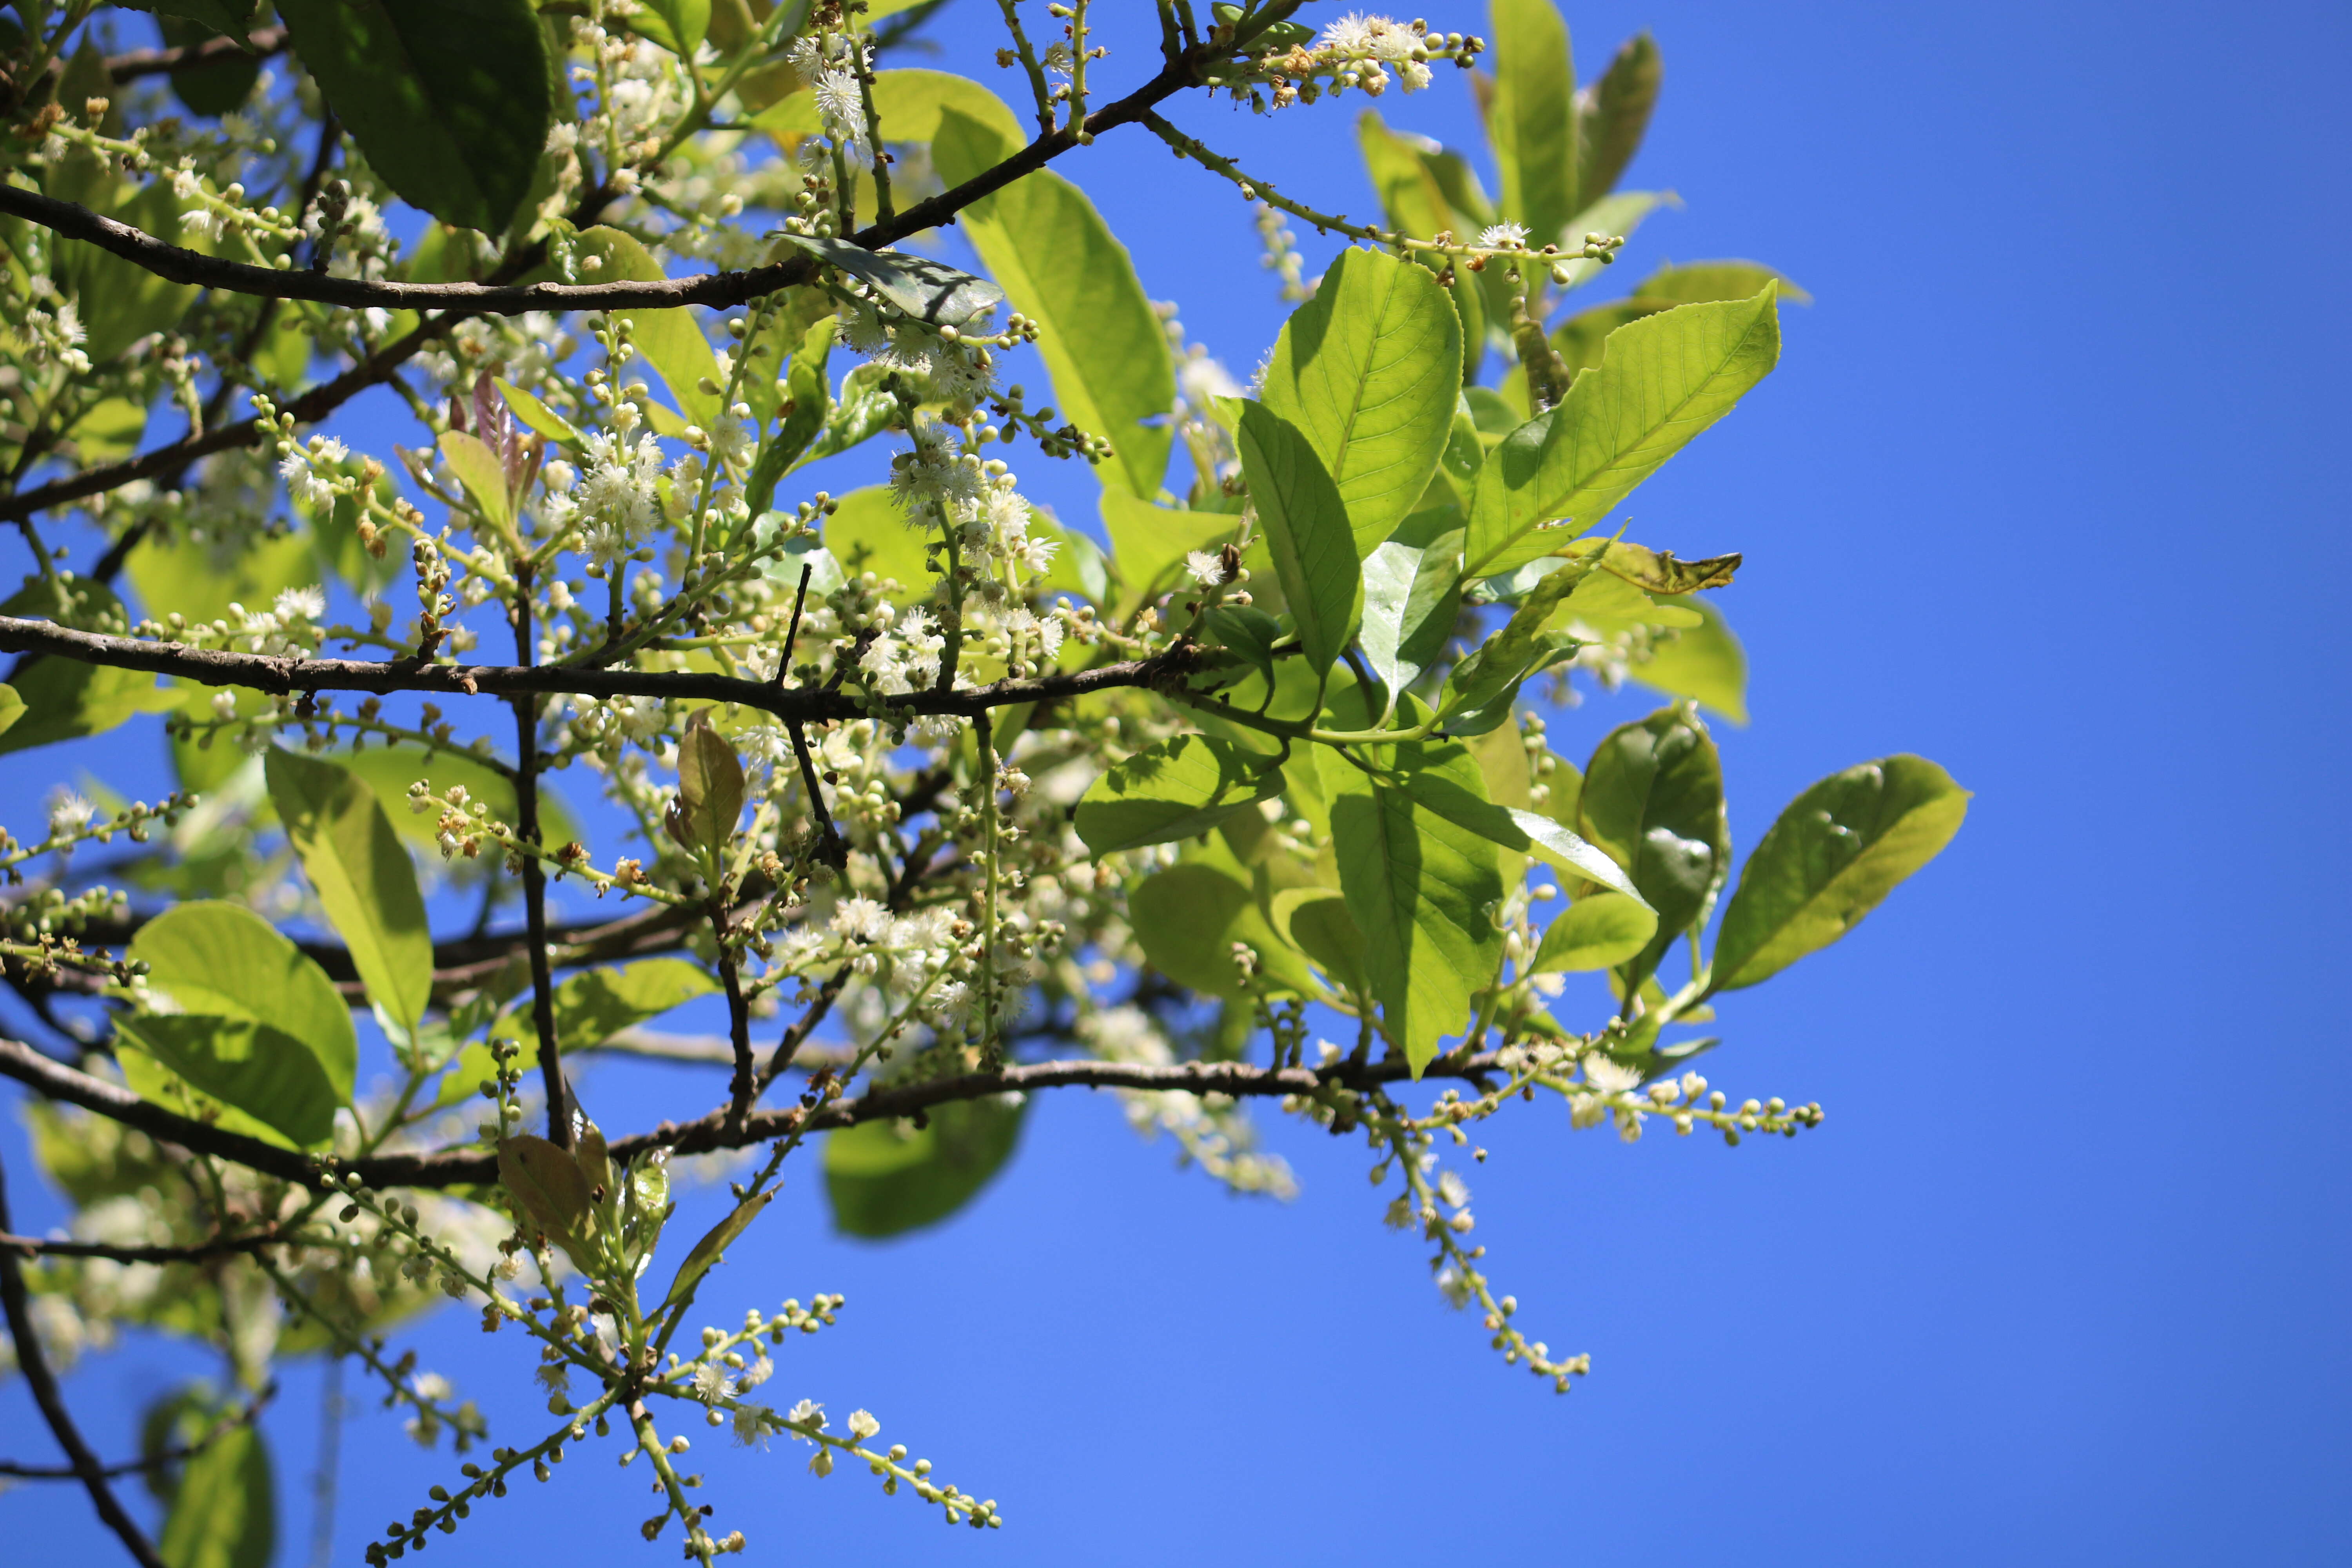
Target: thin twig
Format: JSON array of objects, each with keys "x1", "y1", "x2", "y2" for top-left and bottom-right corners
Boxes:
[
  {"x1": 510, "y1": 561, "x2": 570, "y2": 1146},
  {"x1": 104, "y1": 26, "x2": 289, "y2": 82},
  {"x1": 0, "y1": 1226, "x2": 295, "y2": 1263},
  {"x1": 0, "y1": 1156, "x2": 171, "y2": 1568}
]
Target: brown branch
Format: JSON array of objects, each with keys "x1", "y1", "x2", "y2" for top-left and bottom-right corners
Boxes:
[
  {"x1": 0, "y1": 1033, "x2": 1477, "y2": 1194},
  {"x1": 0, "y1": 1225, "x2": 297, "y2": 1264},
  {"x1": 0, "y1": 613, "x2": 1200, "y2": 722},
  {"x1": 0, "y1": 43, "x2": 1208, "y2": 320},
  {"x1": 0, "y1": 1386, "x2": 272, "y2": 1480},
  {"x1": 0, "y1": 1156, "x2": 171, "y2": 1568},
  {"x1": 508, "y1": 566, "x2": 570, "y2": 1146},
  {"x1": 105, "y1": 27, "x2": 289, "y2": 83}
]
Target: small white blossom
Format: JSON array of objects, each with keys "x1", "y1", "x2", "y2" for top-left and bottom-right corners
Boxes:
[
  {"x1": 273, "y1": 584, "x2": 327, "y2": 622},
  {"x1": 1479, "y1": 222, "x2": 1531, "y2": 250},
  {"x1": 47, "y1": 790, "x2": 95, "y2": 837},
  {"x1": 1185, "y1": 550, "x2": 1224, "y2": 586}
]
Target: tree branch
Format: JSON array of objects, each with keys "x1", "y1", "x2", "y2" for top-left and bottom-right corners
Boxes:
[
  {"x1": 0, "y1": 614, "x2": 1201, "y2": 721},
  {"x1": 1, "y1": 1226, "x2": 297, "y2": 1264},
  {"x1": 0, "y1": 44, "x2": 1209, "y2": 319},
  {"x1": 0, "y1": 1156, "x2": 171, "y2": 1568},
  {"x1": 0, "y1": 1034, "x2": 1478, "y2": 1194},
  {"x1": 104, "y1": 26, "x2": 290, "y2": 83}
]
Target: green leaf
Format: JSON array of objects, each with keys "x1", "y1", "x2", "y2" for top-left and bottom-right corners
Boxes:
[
  {"x1": 61, "y1": 179, "x2": 210, "y2": 362},
  {"x1": 1235, "y1": 401, "x2": 1362, "y2": 674},
  {"x1": 335, "y1": 742, "x2": 579, "y2": 853},
  {"x1": 274, "y1": 0, "x2": 550, "y2": 232},
  {"x1": 1530, "y1": 891, "x2": 1657, "y2": 973},
  {"x1": 1399, "y1": 760, "x2": 1646, "y2": 902},
  {"x1": 777, "y1": 232, "x2": 1007, "y2": 329},
  {"x1": 1329, "y1": 748, "x2": 1504, "y2": 1074},
  {"x1": 156, "y1": 16, "x2": 262, "y2": 118},
  {"x1": 129, "y1": 900, "x2": 357, "y2": 1106},
  {"x1": 436, "y1": 429, "x2": 512, "y2": 526},
  {"x1": 1356, "y1": 111, "x2": 1487, "y2": 383},
  {"x1": 1629, "y1": 596, "x2": 1748, "y2": 723},
  {"x1": 826, "y1": 1097, "x2": 1025, "y2": 1238},
  {"x1": 746, "y1": 314, "x2": 837, "y2": 515},
  {"x1": 495, "y1": 377, "x2": 581, "y2": 446},
  {"x1": 752, "y1": 66, "x2": 1025, "y2": 148},
  {"x1": 637, "y1": 0, "x2": 710, "y2": 56},
  {"x1": 1559, "y1": 536, "x2": 1740, "y2": 595},
  {"x1": 660, "y1": 1188, "x2": 772, "y2": 1309},
  {"x1": 1075, "y1": 734, "x2": 1286, "y2": 855},
  {"x1": 820, "y1": 485, "x2": 933, "y2": 599},
  {"x1": 156, "y1": 1421, "x2": 273, "y2": 1568},
  {"x1": 1577, "y1": 32, "x2": 1662, "y2": 203},
  {"x1": 497, "y1": 1133, "x2": 598, "y2": 1274},
  {"x1": 1127, "y1": 862, "x2": 1317, "y2": 1000},
  {"x1": 664, "y1": 709, "x2": 746, "y2": 860},
  {"x1": 935, "y1": 105, "x2": 1176, "y2": 498},
  {"x1": 573, "y1": 227, "x2": 726, "y2": 430},
  {"x1": 1100, "y1": 492, "x2": 1241, "y2": 621},
  {"x1": 127, "y1": 523, "x2": 318, "y2": 630},
  {"x1": 1635, "y1": 260, "x2": 1811, "y2": 308},
  {"x1": 1358, "y1": 526, "x2": 1462, "y2": 707},
  {"x1": 264, "y1": 748, "x2": 432, "y2": 1043},
  {"x1": 1488, "y1": 0, "x2": 1579, "y2": 243},
  {"x1": 1710, "y1": 756, "x2": 1969, "y2": 992},
  {"x1": 1547, "y1": 190, "x2": 1671, "y2": 293},
  {"x1": 1465, "y1": 287, "x2": 1782, "y2": 577},
  {"x1": 1439, "y1": 554, "x2": 1597, "y2": 732},
  {"x1": 1577, "y1": 707, "x2": 1728, "y2": 988},
  {"x1": 1259, "y1": 247, "x2": 1464, "y2": 553},
  {"x1": 442, "y1": 957, "x2": 720, "y2": 1107},
  {"x1": 1270, "y1": 887, "x2": 1369, "y2": 998},
  {"x1": 116, "y1": 1015, "x2": 340, "y2": 1149},
  {"x1": 0, "y1": 683, "x2": 22, "y2": 738},
  {"x1": 0, "y1": 580, "x2": 174, "y2": 757}
]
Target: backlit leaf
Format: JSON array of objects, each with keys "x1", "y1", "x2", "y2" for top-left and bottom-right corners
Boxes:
[
  {"x1": 115, "y1": 1015, "x2": 340, "y2": 1149},
  {"x1": 1577, "y1": 707, "x2": 1728, "y2": 988},
  {"x1": 935, "y1": 106, "x2": 1175, "y2": 497},
  {"x1": 156, "y1": 1419, "x2": 273, "y2": 1568},
  {"x1": 1235, "y1": 401, "x2": 1362, "y2": 674},
  {"x1": 129, "y1": 900, "x2": 356, "y2": 1106},
  {"x1": 1710, "y1": 757, "x2": 1969, "y2": 992},
  {"x1": 573, "y1": 227, "x2": 725, "y2": 431},
  {"x1": 1629, "y1": 596, "x2": 1748, "y2": 723},
  {"x1": 1487, "y1": 0, "x2": 1579, "y2": 245},
  {"x1": 1465, "y1": 287, "x2": 1781, "y2": 577},
  {"x1": 1577, "y1": 32, "x2": 1662, "y2": 203},
  {"x1": 1530, "y1": 891, "x2": 1657, "y2": 973},
  {"x1": 264, "y1": 747, "x2": 432, "y2": 1042},
  {"x1": 1259, "y1": 247, "x2": 1463, "y2": 553}
]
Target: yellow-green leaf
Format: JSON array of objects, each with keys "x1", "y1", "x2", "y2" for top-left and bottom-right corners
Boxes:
[{"x1": 264, "y1": 748, "x2": 433, "y2": 1041}]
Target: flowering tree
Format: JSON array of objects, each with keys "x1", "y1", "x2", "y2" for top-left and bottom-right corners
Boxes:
[{"x1": 0, "y1": 1, "x2": 1967, "y2": 1561}]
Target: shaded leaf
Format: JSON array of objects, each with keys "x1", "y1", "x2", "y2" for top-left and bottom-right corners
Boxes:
[
  {"x1": 665, "y1": 710, "x2": 746, "y2": 860},
  {"x1": 1328, "y1": 743, "x2": 1504, "y2": 1073},
  {"x1": 1629, "y1": 595, "x2": 1748, "y2": 723},
  {"x1": 1577, "y1": 707, "x2": 1728, "y2": 988},
  {"x1": 1560, "y1": 536, "x2": 1740, "y2": 594},
  {"x1": 1075, "y1": 734, "x2": 1286, "y2": 855},
  {"x1": 116, "y1": 1015, "x2": 339, "y2": 1148},
  {"x1": 1358, "y1": 528, "x2": 1463, "y2": 709},
  {"x1": 1710, "y1": 757, "x2": 1969, "y2": 992},
  {"x1": 826, "y1": 1097, "x2": 1025, "y2": 1238},
  {"x1": 1270, "y1": 887, "x2": 1369, "y2": 999},
  {"x1": 0, "y1": 579, "x2": 174, "y2": 755},
  {"x1": 156, "y1": 1419, "x2": 272, "y2": 1568},
  {"x1": 778, "y1": 231, "x2": 1007, "y2": 329},
  {"x1": 275, "y1": 0, "x2": 550, "y2": 232},
  {"x1": 1128, "y1": 862, "x2": 1318, "y2": 1000},
  {"x1": 497, "y1": 1134, "x2": 597, "y2": 1273},
  {"x1": 660, "y1": 1189, "x2": 773, "y2": 1309}
]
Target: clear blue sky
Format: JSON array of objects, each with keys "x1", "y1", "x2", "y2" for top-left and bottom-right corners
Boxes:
[{"x1": 6, "y1": 1, "x2": 2349, "y2": 1563}]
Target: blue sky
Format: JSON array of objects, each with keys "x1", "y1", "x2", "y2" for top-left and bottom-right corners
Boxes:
[{"x1": 6, "y1": 1, "x2": 2350, "y2": 1563}]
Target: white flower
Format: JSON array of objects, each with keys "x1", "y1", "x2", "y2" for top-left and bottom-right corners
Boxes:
[
  {"x1": 731, "y1": 1402, "x2": 775, "y2": 1450},
  {"x1": 542, "y1": 459, "x2": 576, "y2": 493},
  {"x1": 47, "y1": 790, "x2": 95, "y2": 837},
  {"x1": 737, "y1": 1352, "x2": 773, "y2": 1390},
  {"x1": 814, "y1": 67, "x2": 870, "y2": 163},
  {"x1": 845, "y1": 1409, "x2": 880, "y2": 1443},
  {"x1": 1185, "y1": 550, "x2": 1223, "y2": 586},
  {"x1": 691, "y1": 1360, "x2": 736, "y2": 1405},
  {"x1": 1321, "y1": 13, "x2": 1381, "y2": 53},
  {"x1": 808, "y1": 1446, "x2": 835, "y2": 1477},
  {"x1": 784, "y1": 1397, "x2": 824, "y2": 1430},
  {"x1": 1582, "y1": 1053, "x2": 1643, "y2": 1096},
  {"x1": 1478, "y1": 222, "x2": 1530, "y2": 250},
  {"x1": 829, "y1": 897, "x2": 889, "y2": 942},
  {"x1": 1401, "y1": 59, "x2": 1433, "y2": 92},
  {"x1": 273, "y1": 584, "x2": 327, "y2": 622}
]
